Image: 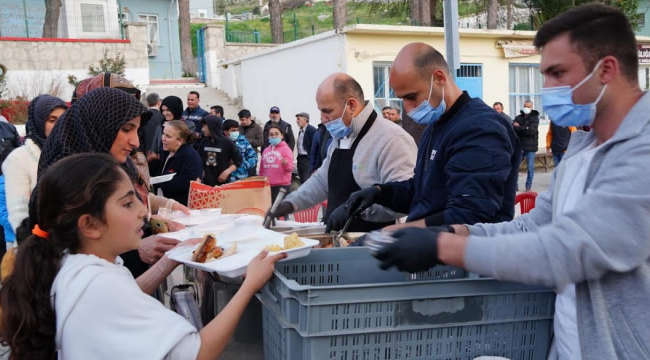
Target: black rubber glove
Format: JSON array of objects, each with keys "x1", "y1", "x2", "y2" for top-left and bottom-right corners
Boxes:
[
  {"x1": 374, "y1": 227, "x2": 444, "y2": 273},
  {"x1": 266, "y1": 202, "x2": 294, "y2": 225},
  {"x1": 344, "y1": 186, "x2": 382, "y2": 219},
  {"x1": 325, "y1": 204, "x2": 348, "y2": 233}
]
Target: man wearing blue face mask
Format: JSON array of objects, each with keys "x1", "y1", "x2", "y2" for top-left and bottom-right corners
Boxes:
[
  {"x1": 330, "y1": 43, "x2": 521, "y2": 233},
  {"x1": 372, "y1": 5, "x2": 650, "y2": 360},
  {"x1": 513, "y1": 100, "x2": 540, "y2": 192},
  {"x1": 267, "y1": 73, "x2": 418, "y2": 232}
]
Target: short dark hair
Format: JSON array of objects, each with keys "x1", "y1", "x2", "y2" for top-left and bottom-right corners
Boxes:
[
  {"x1": 268, "y1": 124, "x2": 285, "y2": 137},
  {"x1": 223, "y1": 119, "x2": 239, "y2": 131},
  {"x1": 211, "y1": 105, "x2": 224, "y2": 116},
  {"x1": 238, "y1": 109, "x2": 251, "y2": 118},
  {"x1": 188, "y1": 91, "x2": 200, "y2": 99},
  {"x1": 146, "y1": 93, "x2": 160, "y2": 107},
  {"x1": 493, "y1": 102, "x2": 503, "y2": 108},
  {"x1": 333, "y1": 77, "x2": 365, "y2": 104},
  {"x1": 534, "y1": 3, "x2": 638, "y2": 82},
  {"x1": 382, "y1": 106, "x2": 392, "y2": 111},
  {"x1": 414, "y1": 46, "x2": 450, "y2": 77}
]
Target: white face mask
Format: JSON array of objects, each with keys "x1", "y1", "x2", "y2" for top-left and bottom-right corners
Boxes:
[{"x1": 522, "y1": 107, "x2": 532, "y2": 115}]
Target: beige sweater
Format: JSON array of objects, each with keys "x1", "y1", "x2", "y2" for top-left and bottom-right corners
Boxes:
[{"x1": 2, "y1": 139, "x2": 40, "y2": 231}]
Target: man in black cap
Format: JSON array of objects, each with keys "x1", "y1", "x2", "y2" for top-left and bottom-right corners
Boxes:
[
  {"x1": 295, "y1": 112, "x2": 317, "y2": 185},
  {"x1": 262, "y1": 106, "x2": 295, "y2": 152}
]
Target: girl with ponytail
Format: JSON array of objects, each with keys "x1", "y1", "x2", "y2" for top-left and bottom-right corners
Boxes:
[{"x1": 0, "y1": 153, "x2": 285, "y2": 360}]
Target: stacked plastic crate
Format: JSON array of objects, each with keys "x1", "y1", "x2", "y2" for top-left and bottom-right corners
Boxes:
[{"x1": 259, "y1": 248, "x2": 555, "y2": 360}]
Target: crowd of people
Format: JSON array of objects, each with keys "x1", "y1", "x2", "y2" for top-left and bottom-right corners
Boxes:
[{"x1": 0, "y1": 3, "x2": 646, "y2": 360}]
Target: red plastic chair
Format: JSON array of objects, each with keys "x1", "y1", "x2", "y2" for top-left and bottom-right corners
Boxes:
[
  {"x1": 515, "y1": 192, "x2": 538, "y2": 214},
  {"x1": 294, "y1": 203, "x2": 322, "y2": 223}
]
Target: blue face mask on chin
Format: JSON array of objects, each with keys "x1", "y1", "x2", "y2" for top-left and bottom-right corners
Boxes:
[
  {"x1": 325, "y1": 102, "x2": 353, "y2": 139},
  {"x1": 541, "y1": 59, "x2": 607, "y2": 127},
  {"x1": 408, "y1": 75, "x2": 446, "y2": 126}
]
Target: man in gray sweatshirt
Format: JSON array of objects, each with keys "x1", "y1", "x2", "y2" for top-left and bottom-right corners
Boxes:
[
  {"x1": 268, "y1": 73, "x2": 417, "y2": 232},
  {"x1": 374, "y1": 4, "x2": 650, "y2": 360}
]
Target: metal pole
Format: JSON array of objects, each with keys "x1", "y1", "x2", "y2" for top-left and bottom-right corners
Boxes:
[
  {"x1": 22, "y1": 0, "x2": 30, "y2": 38},
  {"x1": 168, "y1": 0, "x2": 177, "y2": 78},
  {"x1": 293, "y1": 13, "x2": 297, "y2": 41},
  {"x1": 444, "y1": 0, "x2": 460, "y2": 80},
  {"x1": 226, "y1": 12, "x2": 229, "y2": 41},
  {"x1": 312, "y1": 24, "x2": 314, "y2": 36},
  {"x1": 118, "y1": 0, "x2": 124, "y2": 40}
]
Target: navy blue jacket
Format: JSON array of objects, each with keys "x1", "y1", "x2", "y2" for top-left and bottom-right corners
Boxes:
[
  {"x1": 155, "y1": 144, "x2": 203, "y2": 206},
  {"x1": 378, "y1": 92, "x2": 521, "y2": 226},
  {"x1": 300, "y1": 124, "x2": 317, "y2": 156},
  {"x1": 309, "y1": 124, "x2": 333, "y2": 172}
]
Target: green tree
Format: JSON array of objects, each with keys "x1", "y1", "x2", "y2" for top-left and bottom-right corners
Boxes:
[{"x1": 523, "y1": 0, "x2": 641, "y2": 30}]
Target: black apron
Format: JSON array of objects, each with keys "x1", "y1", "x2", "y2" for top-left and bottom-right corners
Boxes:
[{"x1": 325, "y1": 110, "x2": 393, "y2": 232}]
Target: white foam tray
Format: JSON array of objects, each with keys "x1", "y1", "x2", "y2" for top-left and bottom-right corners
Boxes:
[
  {"x1": 165, "y1": 226, "x2": 319, "y2": 278},
  {"x1": 150, "y1": 173, "x2": 176, "y2": 185},
  {"x1": 171, "y1": 209, "x2": 223, "y2": 226}
]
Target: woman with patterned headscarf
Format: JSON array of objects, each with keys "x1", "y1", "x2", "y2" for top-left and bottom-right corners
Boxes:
[
  {"x1": 2, "y1": 94, "x2": 67, "y2": 235},
  {"x1": 28, "y1": 88, "x2": 185, "y2": 277},
  {"x1": 71, "y1": 72, "x2": 141, "y2": 104}
]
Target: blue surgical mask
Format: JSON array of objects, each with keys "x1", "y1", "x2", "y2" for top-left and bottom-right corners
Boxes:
[
  {"x1": 408, "y1": 75, "x2": 446, "y2": 125},
  {"x1": 269, "y1": 137, "x2": 282, "y2": 146},
  {"x1": 541, "y1": 59, "x2": 607, "y2": 127},
  {"x1": 229, "y1": 131, "x2": 240, "y2": 141},
  {"x1": 325, "y1": 102, "x2": 353, "y2": 139}
]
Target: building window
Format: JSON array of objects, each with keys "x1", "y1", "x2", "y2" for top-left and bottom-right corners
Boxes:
[
  {"x1": 80, "y1": 3, "x2": 106, "y2": 33},
  {"x1": 119, "y1": 12, "x2": 130, "y2": 22},
  {"x1": 509, "y1": 64, "x2": 547, "y2": 123},
  {"x1": 198, "y1": 9, "x2": 207, "y2": 18},
  {"x1": 372, "y1": 61, "x2": 403, "y2": 111},
  {"x1": 638, "y1": 14, "x2": 646, "y2": 27},
  {"x1": 138, "y1": 14, "x2": 159, "y2": 44}
]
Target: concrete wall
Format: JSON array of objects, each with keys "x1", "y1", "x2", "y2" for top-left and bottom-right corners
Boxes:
[
  {"x1": 220, "y1": 31, "x2": 346, "y2": 139},
  {"x1": 202, "y1": 24, "x2": 276, "y2": 89},
  {"x1": 120, "y1": 0, "x2": 182, "y2": 79},
  {"x1": 0, "y1": 22, "x2": 150, "y2": 101}
]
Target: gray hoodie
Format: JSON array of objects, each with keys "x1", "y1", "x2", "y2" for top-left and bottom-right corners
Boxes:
[{"x1": 465, "y1": 92, "x2": 650, "y2": 360}]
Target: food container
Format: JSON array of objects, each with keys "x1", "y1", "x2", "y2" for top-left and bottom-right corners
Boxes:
[
  {"x1": 165, "y1": 226, "x2": 319, "y2": 278},
  {"x1": 278, "y1": 226, "x2": 366, "y2": 247}
]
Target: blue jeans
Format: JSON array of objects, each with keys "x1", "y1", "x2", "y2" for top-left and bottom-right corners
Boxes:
[
  {"x1": 553, "y1": 152, "x2": 565, "y2": 167},
  {"x1": 522, "y1": 151, "x2": 535, "y2": 189}
]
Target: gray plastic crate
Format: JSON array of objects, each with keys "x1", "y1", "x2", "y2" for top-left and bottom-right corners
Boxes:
[
  {"x1": 261, "y1": 249, "x2": 555, "y2": 337},
  {"x1": 262, "y1": 302, "x2": 554, "y2": 360}
]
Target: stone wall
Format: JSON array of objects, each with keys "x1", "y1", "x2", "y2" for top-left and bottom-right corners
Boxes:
[
  {"x1": 202, "y1": 24, "x2": 277, "y2": 89},
  {"x1": 0, "y1": 22, "x2": 150, "y2": 101}
]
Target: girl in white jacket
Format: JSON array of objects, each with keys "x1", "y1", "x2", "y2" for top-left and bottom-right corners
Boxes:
[{"x1": 0, "y1": 153, "x2": 285, "y2": 360}]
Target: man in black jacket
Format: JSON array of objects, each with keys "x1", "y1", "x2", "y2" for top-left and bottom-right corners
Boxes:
[
  {"x1": 295, "y1": 112, "x2": 317, "y2": 185},
  {"x1": 513, "y1": 100, "x2": 540, "y2": 192},
  {"x1": 143, "y1": 93, "x2": 164, "y2": 152},
  {"x1": 262, "y1": 106, "x2": 295, "y2": 152}
]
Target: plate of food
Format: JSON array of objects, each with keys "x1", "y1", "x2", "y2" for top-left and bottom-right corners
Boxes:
[{"x1": 165, "y1": 227, "x2": 319, "y2": 278}]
